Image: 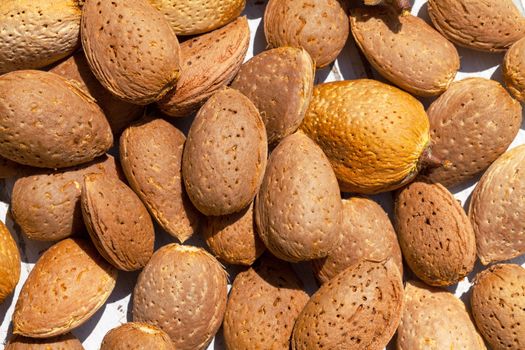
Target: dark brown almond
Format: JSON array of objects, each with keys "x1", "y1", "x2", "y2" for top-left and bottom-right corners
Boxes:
[{"x1": 0, "y1": 156, "x2": 32, "y2": 179}]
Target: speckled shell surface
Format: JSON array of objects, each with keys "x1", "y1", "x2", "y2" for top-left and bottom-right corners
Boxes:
[
  {"x1": 0, "y1": 220, "x2": 20, "y2": 304},
  {"x1": 504, "y1": 36, "x2": 525, "y2": 102},
  {"x1": 100, "y1": 323, "x2": 174, "y2": 350},
  {"x1": 6, "y1": 334, "x2": 84, "y2": 350}
]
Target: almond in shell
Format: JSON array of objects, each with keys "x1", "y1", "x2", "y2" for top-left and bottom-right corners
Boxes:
[
  {"x1": 81, "y1": 0, "x2": 181, "y2": 105},
  {"x1": 81, "y1": 173, "x2": 155, "y2": 271},
  {"x1": 312, "y1": 197, "x2": 403, "y2": 284},
  {"x1": 424, "y1": 78, "x2": 522, "y2": 188},
  {"x1": 0, "y1": 70, "x2": 113, "y2": 168},
  {"x1": 264, "y1": 0, "x2": 349, "y2": 68},
  {"x1": 0, "y1": 220, "x2": 20, "y2": 304},
  {"x1": 395, "y1": 181, "x2": 476, "y2": 286},
  {"x1": 13, "y1": 238, "x2": 117, "y2": 338},
  {"x1": 158, "y1": 17, "x2": 250, "y2": 117},
  {"x1": 397, "y1": 281, "x2": 487, "y2": 350},
  {"x1": 101, "y1": 323, "x2": 174, "y2": 350},
  {"x1": 231, "y1": 47, "x2": 315, "y2": 144},
  {"x1": 350, "y1": 6, "x2": 459, "y2": 97},
  {"x1": 471, "y1": 264, "x2": 525, "y2": 350},
  {"x1": 133, "y1": 244, "x2": 227, "y2": 350},
  {"x1": 6, "y1": 334, "x2": 84, "y2": 350},
  {"x1": 469, "y1": 145, "x2": 525, "y2": 264},
  {"x1": 255, "y1": 131, "x2": 342, "y2": 262},
  {"x1": 504, "y1": 36, "x2": 525, "y2": 102},
  {"x1": 120, "y1": 117, "x2": 201, "y2": 243},
  {"x1": 0, "y1": 0, "x2": 81, "y2": 73},
  {"x1": 223, "y1": 255, "x2": 309, "y2": 350},
  {"x1": 428, "y1": 0, "x2": 525, "y2": 52},
  {"x1": 292, "y1": 259, "x2": 403, "y2": 350},
  {"x1": 182, "y1": 88, "x2": 267, "y2": 216}
]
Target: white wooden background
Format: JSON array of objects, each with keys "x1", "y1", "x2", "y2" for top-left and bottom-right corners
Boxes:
[{"x1": 1, "y1": 0, "x2": 525, "y2": 349}]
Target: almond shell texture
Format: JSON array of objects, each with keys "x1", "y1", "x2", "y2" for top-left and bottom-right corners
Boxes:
[
  {"x1": 255, "y1": 131, "x2": 342, "y2": 262},
  {"x1": 0, "y1": 70, "x2": 113, "y2": 168},
  {"x1": 13, "y1": 238, "x2": 117, "y2": 338},
  {"x1": 133, "y1": 244, "x2": 228, "y2": 350},
  {"x1": 0, "y1": 220, "x2": 20, "y2": 304},
  {"x1": 120, "y1": 117, "x2": 201, "y2": 243},
  {"x1": 100, "y1": 322, "x2": 175, "y2": 350},
  {"x1": 504, "y1": 36, "x2": 525, "y2": 102},
  {"x1": 6, "y1": 334, "x2": 84, "y2": 350}
]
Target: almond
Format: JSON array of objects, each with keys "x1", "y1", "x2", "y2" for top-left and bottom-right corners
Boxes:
[
  {"x1": 81, "y1": 0, "x2": 181, "y2": 105},
  {"x1": 504, "y1": 36, "x2": 525, "y2": 102},
  {"x1": 158, "y1": 17, "x2": 250, "y2": 117},
  {"x1": 6, "y1": 334, "x2": 84, "y2": 350},
  {"x1": 13, "y1": 238, "x2": 117, "y2": 338},
  {"x1": 101, "y1": 323, "x2": 174, "y2": 350},
  {"x1": 133, "y1": 244, "x2": 227, "y2": 350},
  {"x1": 469, "y1": 145, "x2": 525, "y2": 265},
  {"x1": 395, "y1": 181, "x2": 476, "y2": 286},
  {"x1": 255, "y1": 131, "x2": 342, "y2": 262},
  {"x1": 0, "y1": 220, "x2": 20, "y2": 304},
  {"x1": 120, "y1": 117, "x2": 201, "y2": 243}
]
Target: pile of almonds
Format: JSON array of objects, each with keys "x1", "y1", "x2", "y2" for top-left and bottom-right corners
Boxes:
[{"x1": 1, "y1": 0, "x2": 525, "y2": 349}]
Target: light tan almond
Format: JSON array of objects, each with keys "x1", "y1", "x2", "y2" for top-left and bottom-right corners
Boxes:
[
  {"x1": 6, "y1": 334, "x2": 84, "y2": 350},
  {"x1": 101, "y1": 323, "x2": 174, "y2": 350},
  {"x1": 504, "y1": 36, "x2": 525, "y2": 102},
  {"x1": 0, "y1": 220, "x2": 20, "y2": 304}
]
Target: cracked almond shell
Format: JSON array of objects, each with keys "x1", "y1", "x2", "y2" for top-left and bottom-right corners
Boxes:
[
  {"x1": 50, "y1": 52, "x2": 144, "y2": 135},
  {"x1": 0, "y1": 70, "x2": 113, "y2": 168},
  {"x1": 148, "y1": 0, "x2": 245, "y2": 36},
  {"x1": 81, "y1": 0, "x2": 181, "y2": 105},
  {"x1": 301, "y1": 79, "x2": 430, "y2": 194},
  {"x1": 397, "y1": 281, "x2": 487, "y2": 350},
  {"x1": 469, "y1": 145, "x2": 525, "y2": 265},
  {"x1": 0, "y1": 220, "x2": 20, "y2": 304},
  {"x1": 133, "y1": 244, "x2": 227, "y2": 350},
  {"x1": 395, "y1": 181, "x2": 476, "y2": 286},
  {"x1": 0, "y1": 0, "x2": 81, "y2": 73},
  {"x1": 424, "y1": 78, "x2": 522, "y2": 188},
  {"x1": 11, "y1": 155, "x2": 121, "y2": 241},
  {"x1": 203, "y1": 202, "x2": 265, "y2": 266},
  {"x1": 428, "y1": 0, "x2": 525, "y2": 52},
  {"x1": 264, "y1": 0, "x2": 349, "y2": 68},
  {"x1": 81, "y1": 173, "x2": 155, "y2": 271},
  {"x1": 471, "y1": 264, "x2": 525, "y2": 350},
  {"x1": 231, "y1": 47, "x2": 315, "y2": 144},
  {"x1": 223, "y1": 255, "x2": 309, "y2": 350},
  {"x1": 158, "y1": 17, "x2": 250, "y2": 117},
  {"x1": 13, "y1": 238, "x2": 117, "y2": 338},
  {"x1": 504, "y1": 36, "x2": 525, "y2": 102},
  {"x1": 312, "y1": 197, "x2": 403, "y2": 284},
  {"x1": 101, "y1": 323, "x2": 174, "y2": 350},
  {"x1": 292, "y1": 259, "x2": 403, "y2": 350},
  {"x1": 120, "y1": 117, "x2": 201, "y2": 243},
  {"x1": 6, "y1": 334, "x2": 84, "y2": 350},
  {"x1": 255, "y1": 131, "x2": 342, "y2": 262},
  {"x1": 350, "y1": 7, "x2": 459, "y2": 97},
  {"x1": 182, "y1": 88, "x2": 267, "y2": 216}
]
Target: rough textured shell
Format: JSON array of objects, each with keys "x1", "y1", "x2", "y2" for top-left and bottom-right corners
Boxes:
[
  {"x1": 81, "y1": 0, "x2": 181, "y2": 105},
  {"x1": 0, "y1": 70, "x2": 113, "y2": 168},
  {"x1": 312, "y1": 197, "x2": 403, "y2": 284},
  {"x1": 101, "y1": 323, "x2": 175, "y2": 350},
  {"x1": 50, "y1": 52, "x2": 144, "y2": 135},
  {"x1": 0, "y1": 156, "x2": 32, "y2": 179},
  {"x1": 264, "y1": 0, "x2": 349, "y2": 68},
  {"x1": 13, "y1": 238, "x2": 117, "y2": 338},
  {"x1": 395, "y1": 181, "x2": 476, "y2": 286},
  {"x1": 183, "y1": 88, "x2": 267, "y2": 216},
  {"x1": 469, "y1": 145, "x2": 525, "y2": 264},
  {"x1": 0, "y1": 220, "x2": 20, "y2": 303},
  {"x1": 255, "y1": 132, "x2": 342, "y2": 262},
  {"x1": 203, "y1": 202, "x2": 265, "y2": 266},
  {"x1": 158, "y1": 17, "x2": 250, "y2": 117},
  {"x1": 504, "y1": 36, "x2": 525, "y2": 102},
  {"x1": 6, "y1": 334, "x2": 84, "y2": 350},
  {"x1": 397, "y1": 281, "x2": 487, "y2": 350},
  {"x1": 148, "y1": 0, "x2": 245, "y2": 36},
  {"x1": 425, "y1": 78, "x2": 522, "y2": 188},
  {"x1": 428, "y1": 0, "x2": 525, "y2": 52},
  {"x1": 292, "y1": 259, "x2": 403, "y2": 350},
  {"x1": 133, "y1": 244, "x2": 227, "y2": 350},
  {"x1": 471, "y1": 264, "x2": 525, "y2": 350},
  {"x1": 301, "y1": 80, "x2": 430, "y2": 194},
  {"x1": 223, "y1": 255, "x2": 309, "y2": 350},
  {"x1": 0, "y1": 0, "x2": 80, "y2": 73},
  {"x1": 120, "y1": 117, "x2": 201, "y2": 243},
  {"x1": 231, "y1": 47, "x2": 315, "y2": 144},
  {"x1": 81, "y1": 174, "x2": 155, "y2": 271},
  {"x1": 11, "y1": 155, "x2": 121, "y2": 241},
  {"x1": 350, "y1": 7, "x2": 459, "y2": 97}
]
